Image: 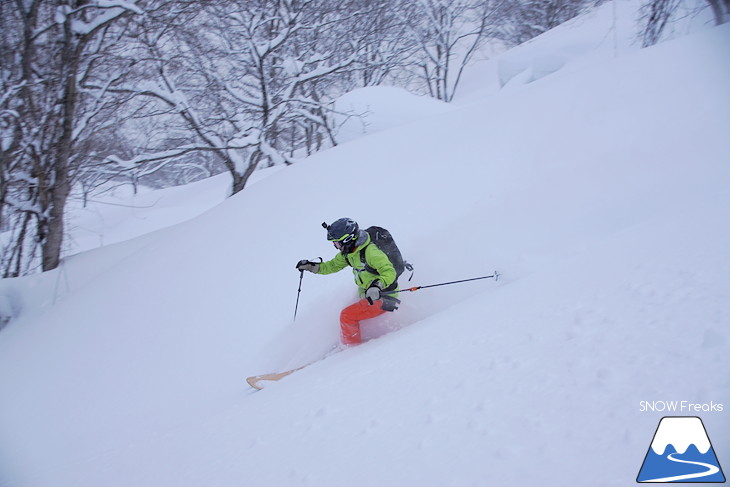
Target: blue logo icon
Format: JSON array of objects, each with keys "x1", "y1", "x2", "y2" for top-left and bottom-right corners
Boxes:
[{"x1": 637, "y1": 416, "x2": 725, "y2": 483}]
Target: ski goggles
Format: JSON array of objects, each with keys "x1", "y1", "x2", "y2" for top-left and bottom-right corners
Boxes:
[{"x1": 329, "y1": 233, "x2": 356, "y2": 249}]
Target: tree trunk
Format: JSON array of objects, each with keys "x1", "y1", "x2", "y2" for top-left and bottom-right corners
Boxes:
[
  {"x1": 4, "y1": 212, "x2": 32, "y2": 278},
  {"x1": 41, "y1": 21, "x2": 78, "y2": 272},
  {"x1": 41, "y1": 184, "x2": 70, "y2": 272},
  {"x1": 231, "y1": 151, "x2": 263, "y2": 195},
  {"x1": 706, "y1": 0, "x2": 730, "y2": 24},
  {"x1": 231, "y1": 171, "x2": 246, "y2": 195}
]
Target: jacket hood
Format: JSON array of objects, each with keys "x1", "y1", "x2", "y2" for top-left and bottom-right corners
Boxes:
[
  {"x1": 354, "y1": 229, "x2": 369, "y2": 248},
  {"x1": 342, "y1": 229, "x2": 369, "y2": 254}
]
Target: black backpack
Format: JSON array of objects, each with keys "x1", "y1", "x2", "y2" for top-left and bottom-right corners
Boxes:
[{"x1": 359, "y1": 226, "x2": 413, "y2": 283}]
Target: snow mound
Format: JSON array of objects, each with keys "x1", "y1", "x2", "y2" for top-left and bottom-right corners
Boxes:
[
  {"x1": 456, "y1": 0, "x2": 717, "y2": 101},
  {"x1": 333, "y1": 86, "x2": 453, "y2": 143}
]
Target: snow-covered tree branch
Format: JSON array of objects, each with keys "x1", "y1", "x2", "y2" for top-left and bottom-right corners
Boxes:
[
  {"x1": 111, "y1": 0, "x2": 366, "y2": 195},
  {"x1": 0, "y1": 0, "x2": 143, "y2": 275}
]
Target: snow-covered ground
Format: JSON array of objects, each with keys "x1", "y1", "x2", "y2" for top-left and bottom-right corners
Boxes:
[{"x1": 1, "y1": 2, "x2": 728, "y2": 486}]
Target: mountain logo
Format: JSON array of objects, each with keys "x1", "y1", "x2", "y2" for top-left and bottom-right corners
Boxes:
[{"x1": 637, "y1": 416, "x2": 726, "y2": 483}]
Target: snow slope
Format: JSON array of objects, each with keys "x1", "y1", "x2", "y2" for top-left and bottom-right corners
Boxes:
[
  {"x1": 1, "y1": 8, "x2": 729, "y2": 487},
  {"x1": 332, "y1": 86, "x2": 453, "y2": 143},
  {"x1": 455, "y1": 0, "x2": 717, "y2": 103}
]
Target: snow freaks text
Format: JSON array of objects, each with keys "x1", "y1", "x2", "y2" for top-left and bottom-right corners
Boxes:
[{"x1": 639, "y1": 401, "x2": 724, "y2": 413}]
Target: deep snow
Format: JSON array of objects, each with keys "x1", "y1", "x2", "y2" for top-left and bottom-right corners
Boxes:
[{"x1": 0, "y1": 2, "x2": 728, "y2": 486}]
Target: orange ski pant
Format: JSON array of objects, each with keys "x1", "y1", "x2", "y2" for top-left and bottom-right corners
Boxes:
[{"x1": 340, "y1": 299, "x2": 386, "y2": 345}]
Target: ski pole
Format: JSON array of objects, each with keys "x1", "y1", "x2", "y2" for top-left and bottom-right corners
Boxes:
[
  {"x1": 385, "y1": 271, "x2": 500, "y2": 294},
  {"x1": 293, "y1": 258, "x2": 321, "y2": 321},
  {"x1": 293, "y1": 270, "x2": 304, "y2": 322}
]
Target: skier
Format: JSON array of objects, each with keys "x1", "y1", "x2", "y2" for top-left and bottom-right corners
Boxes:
[{"x1": 296, "y1": 218, "x2": 399, "y2": 345}]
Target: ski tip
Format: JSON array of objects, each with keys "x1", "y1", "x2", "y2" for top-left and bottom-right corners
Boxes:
[{"x1": 246, "y1": 376, "x2": 265, "y2": 390}]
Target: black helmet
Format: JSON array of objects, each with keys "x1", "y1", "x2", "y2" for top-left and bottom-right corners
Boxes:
[{"x1": 323, "y1": 218, "x2": 359, "y2": 253}]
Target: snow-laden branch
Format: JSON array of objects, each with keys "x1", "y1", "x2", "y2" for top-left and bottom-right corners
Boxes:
[
  {"x1": 53, "y1": 0, "x2": 143, "y2": 37},
  {"x1": 105, "y1": 141, "x2": 257, "y2": 170},
  {"x1": 0, "y1": 82, "x2": 28, "y2": 109}
]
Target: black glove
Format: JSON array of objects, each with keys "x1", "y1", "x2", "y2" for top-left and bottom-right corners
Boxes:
[
  {"x1": 296, "y1": 259, "x2": 320, "y2": 273},
  {"x1": 365, "y1": 282, "x2": 382, "y2": 304}
]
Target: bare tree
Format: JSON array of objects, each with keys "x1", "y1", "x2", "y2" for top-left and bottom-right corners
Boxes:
[
  {"x1": 638, "y1": 0, "x2": 682, "y2": 47},
  {"x1": 340, "y1": 0, "x2": 420, "y2": 88},
  {"x1": 112, "y1": 0, "x2": 362, "y2": 195},
  {"x1": 639, "y1": 0, "x2": 729, "y2": 47},
  {"x1": 400, "y1": 0, "x2": 510, "y2": 102},
  {"x1": 503, "y1": 0, "x2": 595, "y2": 46},
  {"x1": 0, "y1": 0, "x2": 142, "y2": 274}
]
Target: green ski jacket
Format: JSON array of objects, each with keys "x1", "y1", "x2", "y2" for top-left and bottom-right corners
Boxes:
[{"x1": 318, "y1": 234, "x2": 398, "y2": 299}]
